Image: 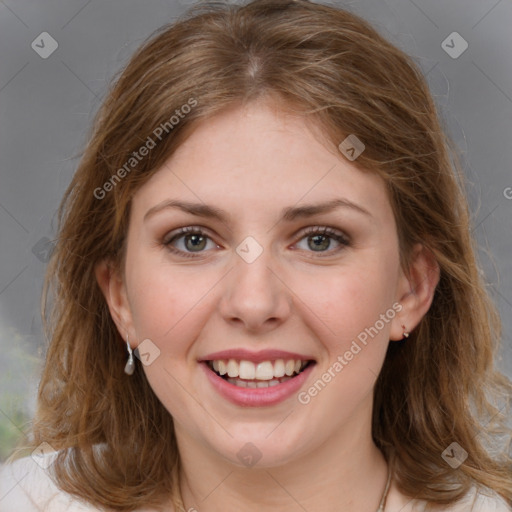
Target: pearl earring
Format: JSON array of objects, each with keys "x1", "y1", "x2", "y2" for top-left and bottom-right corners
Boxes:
[{"x1": 124, "y1": 336, "x2": 135, "y2": 375}]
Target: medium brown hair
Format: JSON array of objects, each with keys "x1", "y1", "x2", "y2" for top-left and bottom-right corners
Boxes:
[{"x1": 15, "y1": 0, "x2": 512, "y2": 509}]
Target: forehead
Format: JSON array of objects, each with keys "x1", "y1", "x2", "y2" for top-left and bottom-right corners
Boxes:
[{"x1": 131, "y1": 100, "x2": 392, "y2": 225}]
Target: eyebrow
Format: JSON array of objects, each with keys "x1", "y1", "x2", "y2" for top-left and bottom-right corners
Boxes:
[{"x1": 143, "y1": 197, "x2": 372, "y2": 223}]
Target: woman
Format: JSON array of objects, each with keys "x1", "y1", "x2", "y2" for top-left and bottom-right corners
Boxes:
[{"x1": 1, "y1": 0, "x2": 511, "y2": 510}]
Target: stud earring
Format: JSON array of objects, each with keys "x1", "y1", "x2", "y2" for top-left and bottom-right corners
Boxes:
[
  {"x1": 124, "y1": 336, "x2": 135, "y2": 375},
  {"x1": 401, "y1": 324, "x2": 410, "y2": 339}
]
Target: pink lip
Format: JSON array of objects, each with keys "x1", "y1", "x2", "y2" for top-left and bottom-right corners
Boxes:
[
  {"x1": 200, "y1": 361, "x2": 315, "y2": 407},
  {"x1": 199, "y1": 349, "x2": 315, "y2": 364}
]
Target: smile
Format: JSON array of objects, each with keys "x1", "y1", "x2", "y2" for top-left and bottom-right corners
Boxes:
[{"x1": 206, "y1": 358, "x2": 313, "y2": 388}]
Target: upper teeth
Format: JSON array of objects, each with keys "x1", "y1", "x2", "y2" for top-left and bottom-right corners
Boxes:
[{"x1": 210, "y1": 359, "x2": 308, "y2": 380}]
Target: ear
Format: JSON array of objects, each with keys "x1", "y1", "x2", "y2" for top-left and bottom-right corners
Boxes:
[
  {"x1": 95, "y1": 259, "x2": 136, "y2": 348},
  {"x1": 390, "y1": 243, "x2": 440, "y2": 341}
]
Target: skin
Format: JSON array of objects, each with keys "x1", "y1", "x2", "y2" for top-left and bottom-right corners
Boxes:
[{"x1": 96, "y1": 97, "x2": 440, "y2": 512}]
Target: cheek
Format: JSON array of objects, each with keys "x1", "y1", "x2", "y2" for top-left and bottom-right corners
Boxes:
[
  {"x1": 303, "y1": 267, "x2": 396, "y2": 412},
  {"x1": 297, "y1": 256, "x2": 397, "y2": 346},
  {"x1": 126, "y1": 252, "x2": 216, "y2": 350}
]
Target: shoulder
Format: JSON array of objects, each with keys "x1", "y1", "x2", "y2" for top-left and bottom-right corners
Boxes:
[
  {"x1": 466, "y1": 485, "x2": 512, "y2": 512},
  {"x1": 388, "y1": 480, "x2": 511, "y2": 512},
  {"x1": 439, "y1": 485, "x2": 511, "y2": 512},
  {"x1": 0, "y1": 451, "x2": 95, "y2": 512},
  {"x1": 0, "y1": 451, "x2": 171, "y2": 512},
  {"x1": 434, "y1": 484, "x2": 512, "y2": 512}
]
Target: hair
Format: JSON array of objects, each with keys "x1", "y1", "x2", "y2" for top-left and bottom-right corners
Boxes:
[{"x1": 13, "y1": 0, "x2": 511, "y2": 510}]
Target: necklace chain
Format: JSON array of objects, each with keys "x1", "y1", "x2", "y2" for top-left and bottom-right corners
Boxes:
[
  {"x1": 376, "y1": 459, "x2": 392, "y2": 512},
  {"x1": 176, "y1": 456, "x2": 393, "y2": 512}
]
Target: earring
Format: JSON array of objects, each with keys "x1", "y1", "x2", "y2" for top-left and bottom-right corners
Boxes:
[
  {"x1": 401, "y1": 324, "x2": 410, "y2": 339},
  {"x1": 124, "y1": 336, "x2": 135, "y2": 375}
]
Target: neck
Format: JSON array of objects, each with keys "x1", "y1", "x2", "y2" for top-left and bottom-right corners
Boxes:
[{"x1": 175, "y1": 406, "x2": 389, "y2": 512}]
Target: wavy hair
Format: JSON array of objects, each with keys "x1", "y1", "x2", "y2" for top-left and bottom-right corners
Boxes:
[{"x1": 13, "y1": 0, "x2": 512, "y2": 510}]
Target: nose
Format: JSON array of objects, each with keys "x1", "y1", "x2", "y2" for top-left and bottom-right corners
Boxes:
[{"x1": 218, "y1": 243, "x2": 292, "y2": 334}]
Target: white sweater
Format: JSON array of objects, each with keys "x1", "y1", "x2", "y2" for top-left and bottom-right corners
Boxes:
[{"x1": 0, "y1": 452, "x2": 510, "y2": 512}]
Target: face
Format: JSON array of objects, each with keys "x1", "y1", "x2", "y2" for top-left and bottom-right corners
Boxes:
[{"x1": 105, "y1": 98, "x2": 415, "y2": 469}]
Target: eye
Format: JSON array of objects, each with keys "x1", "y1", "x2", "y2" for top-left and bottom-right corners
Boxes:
[
  {"x1": 294, "y1": 226, "x2": 350, "y2": 256},
  {"x1": 163, "y1": 226, "x2": 218, "y2": 258},
  {"x1": 163, "y1": 225, "x2": 350, "y2": 259}
]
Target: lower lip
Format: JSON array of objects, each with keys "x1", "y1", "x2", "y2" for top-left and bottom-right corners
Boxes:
[{"x1": 200, "y1": 362, "x2": 315, "y2": 407}]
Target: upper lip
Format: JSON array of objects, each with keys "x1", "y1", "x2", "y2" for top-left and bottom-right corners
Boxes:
[{"x1": 199, "y1": 349, "x2": 316, "y2": 364}]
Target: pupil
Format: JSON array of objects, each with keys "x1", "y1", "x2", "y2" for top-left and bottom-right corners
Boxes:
[
  {"x1": 309, "y1": 234, "x2": 329, "y2": 251},
  {"x1": 186, "y1": 234, "x2": 206, "y2": 251}
]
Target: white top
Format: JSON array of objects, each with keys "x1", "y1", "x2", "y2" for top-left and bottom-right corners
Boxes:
[{"x1": 0, "y1": 452, "x2": 510, "y2": 512}]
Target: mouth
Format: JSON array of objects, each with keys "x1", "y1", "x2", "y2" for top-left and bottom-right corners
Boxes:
[{"x1": 204, "y1": 358, "x2": 315, "y2": 388}]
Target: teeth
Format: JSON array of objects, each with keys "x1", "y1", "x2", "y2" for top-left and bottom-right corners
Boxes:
[
  {"x1": 285, "y1": 360, "x2": 295, "y2": 376},
  {"x1": 225, "y1": 376, "x2": 293, "y2": 388},
  {"x1": 227, "y1": 359, "x2": 239, "y2": 378},
  {"x1": 208, "y1": 358, "x2": 309, "y2": 380},
  {"x1": 218, "y1": 360, "x2": 227, "y2": 375},
  {"x1": 273, "y1": 359, "x2": 285, "y2": 378},
  {"x1": 239, "y1": 360, "x2": 256, "y2": 380},
  {"x1": 255, "y1": 361, "x2": 274, "y2": 380}
]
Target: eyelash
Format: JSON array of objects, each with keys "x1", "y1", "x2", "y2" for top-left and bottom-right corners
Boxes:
[{"x1": 163, "y1": 225, "x2": 350, "y2": 259}]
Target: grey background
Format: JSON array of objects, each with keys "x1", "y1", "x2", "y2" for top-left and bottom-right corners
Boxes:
[{"x1": 0, "y1": 0, "x2": 511, "y2": 460}]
